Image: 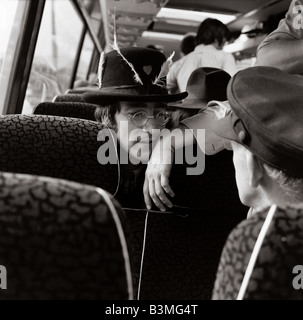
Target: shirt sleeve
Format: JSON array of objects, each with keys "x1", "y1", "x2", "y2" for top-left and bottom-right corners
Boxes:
[
  {"x1": 222, "y1": 53, "x2": 238, "y2": 76},
  {"x1": 257, "y1": 0, "x2": 303, "y2": 52},
  {"x1": 166, "y1": 62, "x2": 179, "y2": 93},
  {"x1": 181, "y1": 101, "x2": 231, "y2": 155}
]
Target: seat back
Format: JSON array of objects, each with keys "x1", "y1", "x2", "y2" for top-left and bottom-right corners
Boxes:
[
  {"x1": 52, "y1": 94, "x2": 85, "y2": 103},
  {"x1": 0, "y1": 171, "x2": 133, "y2": 299},
  {"x1": 65, "y1": 87, "x2": 99, "y2": 94},
  {"x1": 125, "y1": 206, "x2": 246, "y2": 300},
  {"x1": 34, "y1": 102, "x2": 97, "y2": 121},
  {"x1": 212, "y1": 205, "x2": 303, "y2": 300},
  {"x1": 169, "y1": 148, "x2": 247, "y2": 214},
  {"x1": 123, "y1": 149, "x2": 247, "y2": 300},
  {"x1": 0, "y1": 114, "x2": 119, "y2": 195}
]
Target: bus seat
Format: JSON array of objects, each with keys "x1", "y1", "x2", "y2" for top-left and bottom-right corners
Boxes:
[
  {"x1": 34, "y1": 102, "x2": 97, "y2": 121},
  {"x1": 124, "y1": 204, "x2": 246, "y2": 300},
  {"x1": 65, "y1": 87, "x2": 99, "y2": 94},
  {"x1": 125, "y1": 149, "x2": 248, "y2": 300},
  {"x1": 169, "y1": 148, "x2": 247, "y2": 214},
  {"x1": 165, "y1": 148, "x2": 247, "y2": 299},
  {"x1": 0, "y1": 114, "x2": 119, "y2": 195},
  {"x1": 52, "y1": 94, "x2": 85, "y2": 103},
  {"x1": 0, "y1": 171, "x2": 133, "y2": 300},
  {"x1": 212, "y1": 205, "x2": 303, "y2": 300}
]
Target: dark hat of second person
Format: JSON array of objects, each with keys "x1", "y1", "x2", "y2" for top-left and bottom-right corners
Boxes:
[
  {"x1": 169, "y1": 67, "x2": 231, "y2": 110},
  {"x1": 212, "y1": 66, "x2": 303, "y2": 178},
  {"x1": 83, "y1": 47, "x2": 187, "y2": 104}
]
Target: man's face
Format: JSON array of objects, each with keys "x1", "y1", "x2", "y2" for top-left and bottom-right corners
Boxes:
[{"x1": 114, "y1": 101, "x2": 167, "y2": 163}]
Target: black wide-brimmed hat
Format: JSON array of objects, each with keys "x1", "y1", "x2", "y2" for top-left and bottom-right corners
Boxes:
[
  {"x1": 169, "y1": 67, "x2": 231, "y2": 110},
  {"x1": 83, "y1": 47, "x2": 188, "y2": 104}
]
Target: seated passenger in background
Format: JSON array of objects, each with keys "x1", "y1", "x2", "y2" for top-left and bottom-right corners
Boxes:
[
  {"x1": 83, "y1": 47, "x2": 187, "y2": 208},
  {"x1": 179, "y1": 33, "x2": 196, "y2": 57},
  {"x1": 144, "y1": 67, "x2": 231, "y2": 211},
  {"x1": 167, "y1": 33, "x2": 196, "y2": 94},
  {"x1": 167, "y1": 18, "x2": 237, "y2": 94},
  {"x1": 211, "y1": 66, "x2": 303, "y2": 299}
]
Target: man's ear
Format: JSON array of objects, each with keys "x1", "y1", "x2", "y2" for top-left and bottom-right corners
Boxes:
[{"x1": 246, "y1": 150, "x2": 264, "y2": 188}]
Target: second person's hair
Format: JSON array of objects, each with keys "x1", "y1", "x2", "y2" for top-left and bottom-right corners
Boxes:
[{"x1": 195, "y1": 18, "x2": 231, "y2": 47}]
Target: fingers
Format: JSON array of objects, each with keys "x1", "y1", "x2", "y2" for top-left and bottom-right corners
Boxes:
[
  {"x1": 148, "y1": 176, "x2": 167, "y2": 212},
  {"x1": 143, "y1": 140, "x2": 175, "y2": 211},
  {"x1": 143, "y1": 178, "x2": 152, "y2": 210},
  {"x1": 143, "y1": 171, "x2": 174, "y2": 211},
  {"x1": 154, "y1": 176, "x2": 173, "y2": 209},
  {"x1": 161, "y1": 174, "x2": 175, "y2": 198}
]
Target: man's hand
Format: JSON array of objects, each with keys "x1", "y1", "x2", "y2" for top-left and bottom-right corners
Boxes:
[
  {"x1": 143, "y1": 136, "x2": 175, "y2": 211},
  {"x1": 143, "y1": 124, "x2": 195, "y2": 211}
]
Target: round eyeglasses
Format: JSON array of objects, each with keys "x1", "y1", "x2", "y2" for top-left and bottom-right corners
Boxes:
[{"x1": 127, "y1": 111, "x2": 170, "y2": 126}]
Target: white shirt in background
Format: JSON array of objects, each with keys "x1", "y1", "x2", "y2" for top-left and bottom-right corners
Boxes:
[{"x1": 167, "y1": 44, "x2": 238, "y2": 93}]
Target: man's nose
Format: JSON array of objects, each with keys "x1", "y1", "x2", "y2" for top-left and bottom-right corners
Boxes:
[{"x1": 142, "y1": 117, "x2": 161, "y2": 133}]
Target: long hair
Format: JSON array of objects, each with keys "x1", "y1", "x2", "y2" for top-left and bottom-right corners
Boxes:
[
  {"x1": 94, "y1": 103, "x2": 121, "y2": 132},
  {"x1": 195, "y1": 18, "x2": 231, "y2": 47}
]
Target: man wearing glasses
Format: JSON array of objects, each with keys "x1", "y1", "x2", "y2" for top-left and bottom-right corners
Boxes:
[{"x1": 83, "y1": 47, "x2": 187, "y2": 208}]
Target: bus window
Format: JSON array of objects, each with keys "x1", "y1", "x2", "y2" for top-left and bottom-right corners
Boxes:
[
  {"x1": 22, "y1": 0, "x2": 86, "y2": 114},
  {"x1": 73, "y1": 0, "x2": 103, "y2": 88},
  {"x1": 0, "y1": 0, "x2": 19, "y2": 73},
  {"x1": 0, "y1": 0, "x2": 29, "y2": 115},
  {"x1": 74, "y1": 32, "x2": 95, "y2": 88}
]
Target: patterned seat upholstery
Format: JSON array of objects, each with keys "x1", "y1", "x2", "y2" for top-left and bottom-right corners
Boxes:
[
  {"x1": 0, "y1": 114, "x2": 119, "y2": 195},
  {"x1": 212, "y1": 205, "x2": 303, "y2": 300},
  {"x1": 0, "y1": 171, "x2": 133, "y2": 299},
  {"x1": 34, "y1": 102, "x2": 97, "y2": 121}
]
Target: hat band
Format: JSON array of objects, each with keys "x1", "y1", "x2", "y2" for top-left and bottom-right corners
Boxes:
[
  {"x1": 100, "y1": 84, "x2": 169, "y2": 95},
  {"x1": 181, "y1": 98, "x2": 208, "y2": 103},
  {"x1": 100, "y1": 85, "x2": 143, "y2": 92}
]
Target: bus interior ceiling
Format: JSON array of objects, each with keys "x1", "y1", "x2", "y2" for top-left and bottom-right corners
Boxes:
[{"x1": 108, "y1": 0, "x2": 291, "y2": 59}]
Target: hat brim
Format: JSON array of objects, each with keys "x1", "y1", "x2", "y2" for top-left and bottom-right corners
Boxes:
[
  {"x1": 83, "y1": 91, "x2": 188, "y2": 104},
  {"x1": 66, "y1": 86, "x2": 99, "y2": 94},
  {"x1": 167, "y1": 99, "x2": 208, "y2": 110}
]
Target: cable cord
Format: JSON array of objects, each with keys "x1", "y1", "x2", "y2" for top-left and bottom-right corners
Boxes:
[{"x1": 136, "y1": 210, "x2": 149, "y2": 300}]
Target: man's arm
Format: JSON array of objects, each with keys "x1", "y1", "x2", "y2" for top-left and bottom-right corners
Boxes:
[
  {"x1": 256, "y1": 0, "x2": 303, "y2": 73},
  {"x1": 143, "y1": 104, "x2": 229, "y2": 211},
  {"x1": 223, "y1": 52, "x2": 238, "y2": 76},
  {"x1": 256, "y1": 39, "x2": 303, "y2": 74},
  {"x1": 166, "y1": 62, "x2": 180, "y2": 94},
  {"x1": 143, "y1": 124, "x2": 194, "y2": 211}
]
